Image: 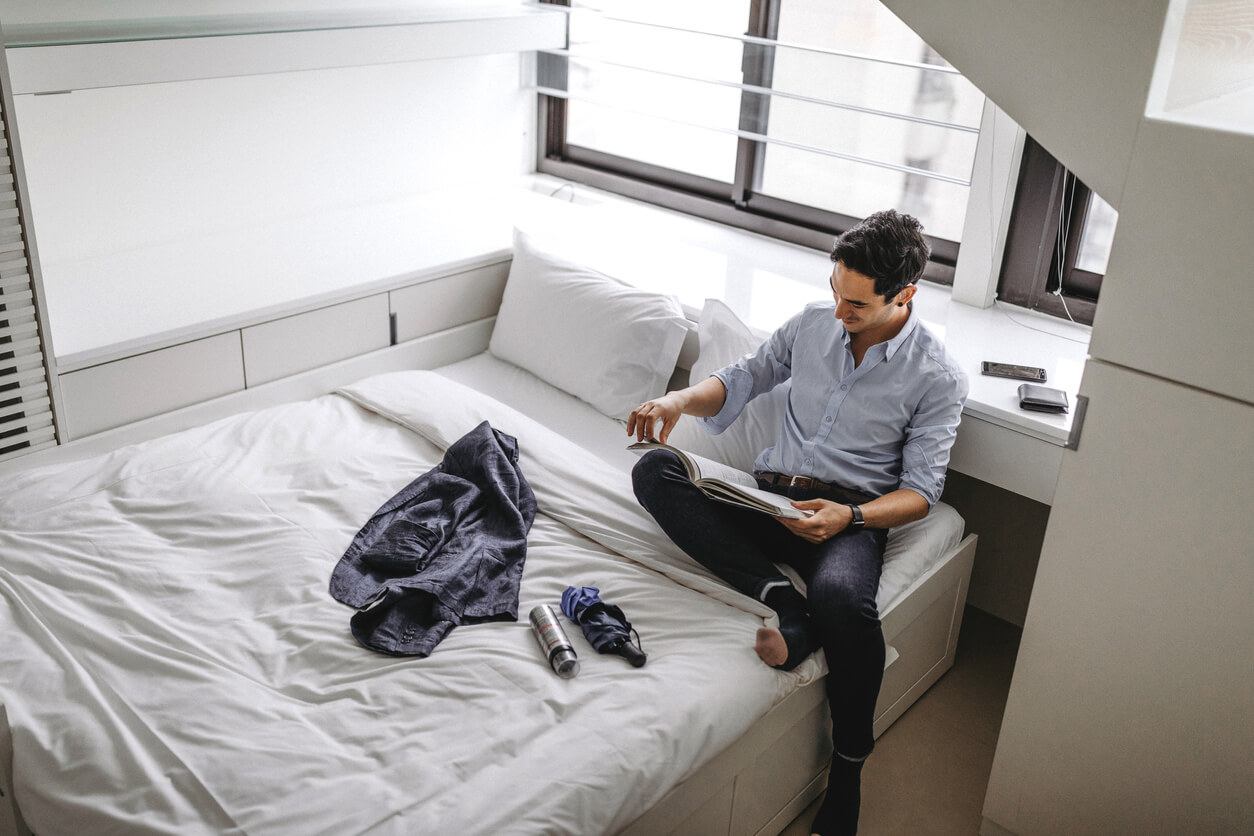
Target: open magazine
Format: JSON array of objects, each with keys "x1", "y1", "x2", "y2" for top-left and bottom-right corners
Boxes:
[{"x1": 627, "y1": 441, "x2": 814, "y2": 520}]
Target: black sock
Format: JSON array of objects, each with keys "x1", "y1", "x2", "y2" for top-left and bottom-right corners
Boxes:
[
  {"x1": 811, "y1": 756, "x2": 864, "y2": 835},
  {"x1": 763, "y1": 585, "x2": 816, "y2": 671}
]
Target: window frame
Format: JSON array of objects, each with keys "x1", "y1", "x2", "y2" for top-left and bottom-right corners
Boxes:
[
  {"x1": 996, "y1": 135, "x2": 1102, "y2": 325},
  {"x1": 536, "y1": 0, "x2": 961, "y2": 286}
]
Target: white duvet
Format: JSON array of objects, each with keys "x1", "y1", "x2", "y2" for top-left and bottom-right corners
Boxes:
[{"x1": 0, "y1": 372, "x2": 816, "y2": 836}]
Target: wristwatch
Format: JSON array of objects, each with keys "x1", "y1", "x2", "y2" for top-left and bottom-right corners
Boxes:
[{"x1": 847, "y1": 504, "x2": 866, "y2": 529}]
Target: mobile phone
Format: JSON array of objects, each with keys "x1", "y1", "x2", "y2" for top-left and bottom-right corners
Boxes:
[{"x1": 981, "y1": 361, "x2": 1047, "y2": 382}]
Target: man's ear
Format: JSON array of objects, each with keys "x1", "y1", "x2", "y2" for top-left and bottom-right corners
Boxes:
[{"x1": 893, "y1": 284, "x2": 918, "y2": 307}]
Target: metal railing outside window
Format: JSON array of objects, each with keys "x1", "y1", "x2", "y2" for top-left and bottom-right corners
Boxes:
[{"x1": 535, "y1": 0, "x2": 986, "y2": 285}]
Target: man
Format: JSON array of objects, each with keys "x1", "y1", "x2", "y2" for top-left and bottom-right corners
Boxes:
[{"x1": 628, "y1": 210, "x2": 967, "y2": 835}]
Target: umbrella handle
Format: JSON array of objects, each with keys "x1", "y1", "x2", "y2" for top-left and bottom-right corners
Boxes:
[{"x1": 613, "y1": 638, "x2": 648, "y2": 668}]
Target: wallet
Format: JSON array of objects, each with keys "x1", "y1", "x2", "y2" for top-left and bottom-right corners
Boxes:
[{"x1": 1018, "y1": 383, "x2": 1069, "y2": 413}]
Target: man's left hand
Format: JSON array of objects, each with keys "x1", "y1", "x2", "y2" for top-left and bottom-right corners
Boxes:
[{"x1": 777, "y1": 499, "x2": 852, "y2": 543}]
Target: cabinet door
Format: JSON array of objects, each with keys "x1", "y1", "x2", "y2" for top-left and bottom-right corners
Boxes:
[
  {"x1": 389, "y1": 261, "x2": 509, "y2": 344},
  {"x1": 241, "y1": 294, "x2": 389, "y2": 387},
  {"x1": 58, "y1": 333, "x2": 245, "y2": 439},
  {"x1": 984, "y1": 359, "x2": 1254, "y2": 834}
]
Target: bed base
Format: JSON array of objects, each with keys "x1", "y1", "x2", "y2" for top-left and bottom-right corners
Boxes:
[{"x1": 620, "y1": 532, "x2": 977, "y2": 836}]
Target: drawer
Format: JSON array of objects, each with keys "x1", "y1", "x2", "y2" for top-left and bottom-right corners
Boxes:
[
  {"x1": 59, "y1": 332, "x2": 245, "y2": 439},
  {"x1": 242, "y1": 294, "x2": 390, "y2": 386},
  {"x1": 389, "y1": 261, "x2": 510, "y2": 344},
  {"x1": 949, "y1": 413, "x2": 1063, "y2": 505}
]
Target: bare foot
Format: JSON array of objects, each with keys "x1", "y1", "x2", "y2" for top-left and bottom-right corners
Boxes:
[{"x1": 754, "y1": 627, "x2": 788, "y2": 667}]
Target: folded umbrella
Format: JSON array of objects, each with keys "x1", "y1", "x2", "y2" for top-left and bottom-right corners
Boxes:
[{"x1": 560, "y1": 586, "x2": 647, "y2": 668}]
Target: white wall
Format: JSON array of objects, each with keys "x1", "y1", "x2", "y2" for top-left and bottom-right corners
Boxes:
[{"x1": 15, "y1": 54, "x2": 535, "y2": 263}]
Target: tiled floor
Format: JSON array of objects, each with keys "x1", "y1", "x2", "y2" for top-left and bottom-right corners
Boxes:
[{"x1": 781, "y1": 606, "x2": 1022, "y2": 835}]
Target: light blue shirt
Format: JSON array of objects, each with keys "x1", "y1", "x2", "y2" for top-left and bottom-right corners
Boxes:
[{"x1": 702, "y1": 301, "x2": 968, "y2": 505}]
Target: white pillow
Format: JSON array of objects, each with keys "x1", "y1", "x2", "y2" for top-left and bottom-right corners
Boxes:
[
  {"x1": 489, "y1": 228, "x2": 690, "y2": 421},
  {"x1": 667, "y1": 298, "x2": 788, "y2": 472}
]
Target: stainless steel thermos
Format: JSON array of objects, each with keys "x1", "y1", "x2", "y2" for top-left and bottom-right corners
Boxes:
[{"x1": 529, "y1": 604, "x2": 579, "y2": 678}]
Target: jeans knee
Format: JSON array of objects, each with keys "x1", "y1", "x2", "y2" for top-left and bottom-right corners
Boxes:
[
  {"x1": 808, "y1": 574, "x2": 878, "y2": 634},
  {"x1": 631, "y1": 449, "x2": 681, "y2": 505}
]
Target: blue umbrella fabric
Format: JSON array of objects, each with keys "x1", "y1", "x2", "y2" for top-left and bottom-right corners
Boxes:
[{"x1": 560, "y1": 586, "x2": 647, "y2": 668}]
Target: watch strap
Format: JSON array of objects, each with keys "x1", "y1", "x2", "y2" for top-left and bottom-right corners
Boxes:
[{"x1": 847, "y1": 504, "x2": 865, "y2": 529}]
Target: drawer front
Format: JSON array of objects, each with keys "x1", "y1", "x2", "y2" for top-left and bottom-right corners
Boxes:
[
  {"x1": 949, "y1": 414, "x2": 1063, "y2": 505},
  {"x1": 59, "y1": 332, "x2": 245, "y2": 439},
  {"x1": 242, "y1": 294, "x2": 390, "y2": 387},
  {"x1": 389, "y1": 261, "x2": 509, "y2": 344}
]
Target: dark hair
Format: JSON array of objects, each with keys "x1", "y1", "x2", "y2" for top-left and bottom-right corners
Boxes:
[{"x1": 829, "y1": 210, "x2": 930, "y2": 300}]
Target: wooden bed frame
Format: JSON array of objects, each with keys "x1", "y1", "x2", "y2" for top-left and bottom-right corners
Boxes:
[{"x1": 0, "y1": 260, "x2": 977, "y2": 836}]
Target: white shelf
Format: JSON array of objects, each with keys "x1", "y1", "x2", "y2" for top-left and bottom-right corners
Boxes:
[{"x1": 2, "y1": 3, "x2": 566, "y2": 93}]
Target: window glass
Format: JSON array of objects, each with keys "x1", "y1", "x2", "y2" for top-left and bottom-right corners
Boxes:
[
  {"x1": 1075, "y1": 192, "x2": 1119, "y2": 274},
  {"x1": 762, "y1": 0, "x2": 984, "y2": 240},
  {"x1": 547, "y1": 0, "x2": 985, "y2": 257},
  {"x1": 564, "y1": 1, "x2": 750, "y2": 183}
]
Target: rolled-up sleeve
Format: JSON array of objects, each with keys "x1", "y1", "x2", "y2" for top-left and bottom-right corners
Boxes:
[
  {"x1": 898, "y1": 371, "x2": 969, "y2": 505},
  {"x1": 698, "y1": 312, "x2": 800, "y2": 435}
]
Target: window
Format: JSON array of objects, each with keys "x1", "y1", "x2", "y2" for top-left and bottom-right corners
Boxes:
[
  {"x1": 997, "y1": 136, "x2": 1118, "y2": 325},
  {"x1": 536, "y1": 0, "x2": 985, "y2": 284}
]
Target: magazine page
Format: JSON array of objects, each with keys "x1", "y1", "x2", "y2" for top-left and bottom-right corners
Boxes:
[{"x1": 700, "y1": 482, "x2": 811, "y2": 519}]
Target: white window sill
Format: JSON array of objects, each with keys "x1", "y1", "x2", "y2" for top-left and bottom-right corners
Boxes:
[
  {"x1": 42, "y1": 172, "x2": 1089, "y2": 456},
  {"x1": 517, "y1": 176, "x2": 1090, "y2": 447}
]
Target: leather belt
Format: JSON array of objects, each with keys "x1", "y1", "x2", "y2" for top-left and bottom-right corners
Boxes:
[
  {"x1": 755, "y1": 472, "x2": 833, "y2": 492},
  {"x1": 754, "y1": 472, "x2": 876, "y2": 505}
]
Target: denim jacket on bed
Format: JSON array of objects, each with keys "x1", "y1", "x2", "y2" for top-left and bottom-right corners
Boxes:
[{"x1": 330, "y1": 420, "x2": 537, "y2": 656}]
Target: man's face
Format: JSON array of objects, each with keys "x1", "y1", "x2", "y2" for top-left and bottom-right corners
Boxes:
[{"x1": 829, "y1": 261, "x2": 902, "y2": 335}]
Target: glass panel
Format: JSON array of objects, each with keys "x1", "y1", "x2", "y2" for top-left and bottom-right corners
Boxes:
[
  {"x1": 565, "y1": 0, "x2": 750, "y2": 184},
  {"x1": 760, "y1": 0, "x2": 984, "y2": 242},
  {"x1": 1075, "y1": 192, "x2": 1119, "y2": 274}
]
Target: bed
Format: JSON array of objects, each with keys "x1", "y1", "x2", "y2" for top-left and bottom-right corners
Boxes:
[{"x1": 0, "y1": 228, "x2": 976, "y2": 836}]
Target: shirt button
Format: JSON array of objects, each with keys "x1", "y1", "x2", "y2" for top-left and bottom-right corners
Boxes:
[
  {"x1": 824, "y1": 416, "x2": 833, "y2": 423},
  {"x1": 840, "y1": 384, "x2": 848, "y2": 391}
]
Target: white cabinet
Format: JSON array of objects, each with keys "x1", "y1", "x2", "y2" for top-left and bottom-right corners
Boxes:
[
  {"x1": 242, "y1": 294, "x2": 390, "y2": 387},
  {"x1": 53, "y1": 262, "x2": 511, "y2": 440},
  {"x1": 389, "y1": 261, "x2": 509, "y2": 343},
  {"x1": 948, "y1": 414, "x2": 1064, "y2": 506},
  {"x1": 1088, "y1": 119, "x2": 1254, "y2": 405},
  {"x1": 58, "y1": 332, "x2": 245, "y2": 439},
  {"x1": 983, "y1": 359, "x2": 1254, "y2": 833}
]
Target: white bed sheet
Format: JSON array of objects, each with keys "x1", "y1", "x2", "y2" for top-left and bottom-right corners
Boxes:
[
  {"x1": 436, "y1": 351, "x2": 965, "y2": 613},
  {"x1": 0, "y1": 372, "x2": 813, "y2": 836}
]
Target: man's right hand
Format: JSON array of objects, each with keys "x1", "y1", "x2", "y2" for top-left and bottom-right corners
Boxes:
[{"x1": 627, "y1": 393, "x2": 686, "y2": 444}]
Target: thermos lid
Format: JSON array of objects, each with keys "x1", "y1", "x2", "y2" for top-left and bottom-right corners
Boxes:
[{"x1": 552, "y1": 648, "x2": 579, "y2": 679}]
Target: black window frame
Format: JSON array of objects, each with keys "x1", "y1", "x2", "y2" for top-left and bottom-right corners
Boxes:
[
  {"x1": 996, "y1": 135, "x2": 1103, "y2": 325},
  {"x1": 536, "y1": 0, "x2": 961, "y2": 286}
]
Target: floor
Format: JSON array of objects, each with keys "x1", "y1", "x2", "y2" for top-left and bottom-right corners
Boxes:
[{"x1": 781, "y1": 606, "x2": 1023, "y2": 836}]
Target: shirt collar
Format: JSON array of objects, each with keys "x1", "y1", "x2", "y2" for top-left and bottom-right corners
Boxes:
[{"x1": 883, "y1": 308, "x2": 921, "y2": 362}]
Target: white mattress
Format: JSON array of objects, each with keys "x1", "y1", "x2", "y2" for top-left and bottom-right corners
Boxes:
[
  {"x1": 0, "y1": 371, "x2": 811, "y2": 836},
  {"x1": 437, "y1": 351, "x2": 965, "y2": 613}
]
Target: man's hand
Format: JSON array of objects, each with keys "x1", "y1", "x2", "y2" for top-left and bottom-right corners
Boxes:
[
  {"x1": 777, "y1": 499, "x2": 853, "y2": 543},
  {"x1": 627, "y1": 393, "x2": 686, "y2": 443}
]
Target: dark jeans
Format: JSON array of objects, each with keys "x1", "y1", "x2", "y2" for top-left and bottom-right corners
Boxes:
[{"x1": 632, "y1": 449, "x2": 887, "y2": 760}]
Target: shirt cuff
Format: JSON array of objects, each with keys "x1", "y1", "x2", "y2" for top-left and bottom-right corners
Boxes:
[{"x1": 698, "y1": 368, "x2": 752, "y2": 435}]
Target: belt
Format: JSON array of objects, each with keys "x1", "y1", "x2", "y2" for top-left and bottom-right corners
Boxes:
[
  {"x1": 755, "y1": 472, "x2": 833, "y2": 491},
  {"x1": 754, "y1": 472, "x2": 876, "y2": 505}
]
